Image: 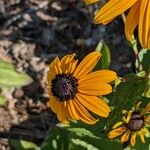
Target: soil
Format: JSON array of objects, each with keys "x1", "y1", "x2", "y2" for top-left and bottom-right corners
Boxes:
[{"x1": 0, "y1": 0, "x2": 135, "y2": 149}]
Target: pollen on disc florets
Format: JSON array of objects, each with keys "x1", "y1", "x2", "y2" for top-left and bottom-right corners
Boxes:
[
  {"x1": 51, "y1": 73, "x2": 78, "y2": 101},
  {"x1": 126, "y1": 112, "x2": 144, "y2": 131}
]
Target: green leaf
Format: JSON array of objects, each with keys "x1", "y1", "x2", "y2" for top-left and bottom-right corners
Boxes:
[
  {"x1": 42, "y1": 121, "x2": 123, "y2": 150},
  {"x1": 67, "y1": 122, "x2": 123, "y2": 150},
  {"x1": 0, "y1": 95, "x2": 7, "y2": 106},
  {"x1": 41, "y1": 126, "x2": 70, "y2": 150},
  {"x1": 136, "y1": 49, "x2": 150, "y2": 72},
  {"x1": 143, "y1": 76, "x2": 150, "y2": 98},
  {"x1": 70, "y1": 133, "x2": 122, "y2": 150},
  {"x1": 10, "y1": 139, "x2": 40, "y2": 150},
  {"x1": 95, "y1": 41, "x2": 111, "y2": 69},
  {"x1": 106, "y1": 73, "x2": 147, "y2": 128},
  {"x1": 0, "y1": 60, "x2": 15, "y2": 70},
  {"x1": 0, "y1": 69, "x2": 32, "y2": 88},
  {"x1": 61, "y1": 122, "x2": 100, "y2": 140},
  {"x1": 71, "y1": 138, "x2": 99, "y2": 150}
]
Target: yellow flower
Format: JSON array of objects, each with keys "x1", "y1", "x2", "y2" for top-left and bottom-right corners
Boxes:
[
  {"x1": 84, "y1": 0, "x2": 150, "y2": 48},
  {"x1": 47, "y1": 51, "x2": 117, "y2": 124},
  {"x1": 108, "y1": 102, "x2": 150, "y2": 146}
]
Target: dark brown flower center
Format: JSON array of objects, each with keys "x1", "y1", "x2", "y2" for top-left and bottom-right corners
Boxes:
[
  {"x1": 51, "y1": 74, "x2": 78, "y2": 101},
  {"x1": 126, "y1": 112, "x2": 144, "y2": 131}
]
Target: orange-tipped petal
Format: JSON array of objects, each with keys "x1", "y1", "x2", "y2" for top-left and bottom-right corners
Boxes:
[
  {"x1": 120, "y1": 130, "x2": 131, "y2": 143},
  {"x1": 55, "y1": 57, "x2": 62, "y2": 74},
  {"x1": 73, "y1": 99, "x2": 98, "y2": 124},
  {"x1": 57, "y1": 102, "x2": 68, "y2": 123},
  {"x1": 125, "y1": 1, "x2": 140, "y2": 41},
  {"x1": 108, "y1": 127, "x2": 127, "y2": 139},
  {"x1": 61, "y1": 54, "x2": 76, "y2": 73},
  {"x1": 49, "y1": 96, "x2": 60, "y2": 113},
  {"x1": 130, "y1": 132, "x2": 137, "y2": 146},
  {"x1": 78, "y1": 70, "x2": 117, "y2": 84},
  {"x1": 67, "y1": 100, "x2": 79, "y2": 120},
  {"x1": 138, "y1": 0, "x2": 150, "y2": 48},
  {"x1": 77, "y1": 93, "x2": 111, "y2": 117},
  {"x1": 94, "y1": 0, "x2": 137, "y2": 24},
  {"x1": 73, "y1": 51, "x2": 101, "y2": 78},
  {"x1": 78, "y1": 82, "x2": 112, "y2": 96}
]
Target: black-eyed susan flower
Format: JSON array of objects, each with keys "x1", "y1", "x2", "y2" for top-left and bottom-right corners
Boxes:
[
  {"x1": 108, "y1": 102, "x2": 150, "y2": 146},
  {"x1": 84, "y1": 0, "x2": 150, "y2": 49},
  {"x1": 47, "y1": 51, "x2": 117, "y2": 124}
]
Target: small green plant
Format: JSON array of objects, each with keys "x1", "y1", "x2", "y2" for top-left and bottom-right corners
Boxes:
[{"x1": 0, "y1": 60, "x2": 32, "y2": 106}]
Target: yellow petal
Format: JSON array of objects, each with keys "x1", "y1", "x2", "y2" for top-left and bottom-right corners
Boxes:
[
  {"x1": 138, "y1": 128, "x2": 149, "y2": 143},
  {"x1": 49, "y1": 57, "x2": 59, "y2": 76},
  {"x1": 144, "y1": 116, "x2": 150, "y2": 124},
  {"x1": 108, "y1": 127, "x2": 127, "y2": 139},
  {"x1": 76, "y1": 93, "x2": 111, "y2": 117},
  {"x1": 122, "y1": 110, "x2": 132, "y2": 123},
  {"x1": 73, "y1": 51, "x2": 101, "y2": 78},
  {"x1": 49, "y1": 96, "x2": 61, "y2": 113},
  {"x1": 68, "y1": 60, "x2": 78, "y2": 74},
  {"x1": 67, "y1": 100, "x2": 79, "y2": 120},
  {"x1": 112, "y1": 121, "x2": 124, "y2": 129},
  {"x1": 83, "y1": 0, "x2": 99, "y2": 5},
  {"x1": 130, "y1": 132, "x2": 137, "y2": 146},
  {"x1": 73, "y1": 99, "x2": 98, "y2": 124},
  {"x1": 125, "y1": 1, "x2": 140, "y2": 41},
  {"x1": 138, "y1": 127, "x2": 148, "y2": 135},
  {"x1": 78, "y1": 82, "x2": 112, "y2": 96},
  {"x1": 139, "y1": 134, "x2": 145, "y2": 144},
  {"x1": 57, "y1": 102, "x2": 68, "y2": 123},
  {"x1": 47, "y1": 70, "x2": 55, "y2": 84},
  {"x1": 138, "y1": 0, "x2": 150, "y2": 48},
  {"x1": 78, "y1": 70, "x2": 117, "y2": 84},
  {"x1": 54, "y1": 57, "x2": 62, "y2": 74},
  {"x1": 142, "y1": 103, "x2": 150, "y2": 114},
  {"x1": 61, "y1": 54, "x2": 76, "y2": 73},
  {"x1": 94, "y1": 0, "x2": 137, "y2": 24},
  {"x1": 121, "y1": 130, "x2": 131, "y2": 143}
]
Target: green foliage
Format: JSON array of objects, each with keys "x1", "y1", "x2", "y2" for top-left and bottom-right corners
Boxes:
[
  {"x1": 10, "y1": 140, "x2": 40, "y2": 150},
  {"x1": 0, "y1": 69, "x2": 32, "y2": 88},
  {"x1": 0, "y1": 60, "x2": 32, "y2": 88},
  {"x1": 106, "y1": 73, "x2": 147, "y2": 128},
  {"x1": 136, "y1": 49, "x2": 150, "y2": 73},
  {"x1": 95, "y1": 41, "x2": 111, "y2": 69},
  {"x1": 0, "y1": 60, "x2": 32, "y2": 105},
  {"x1": 0, "y1": 60, "x2": 15, "y2": 70},
  {"x1": 41, "y1": 122, "x2": 122, "y2": 150},
  {"x1": 41, "y1": 126, "x2": 70, "y2": 150},
  {"x1": 143, "y1": 75, "x2": 150, "y2": 98}
]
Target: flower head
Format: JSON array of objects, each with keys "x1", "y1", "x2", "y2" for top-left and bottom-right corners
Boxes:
[
  {"x1": 84, "y1": 0, "x2": 150, "y2": 48},
  {"x1": 47, "y1": 51, "x2": 117, "y2": 124},
  {"x1": 108, "y1": 102, "x2": 150, "y2": 146}
]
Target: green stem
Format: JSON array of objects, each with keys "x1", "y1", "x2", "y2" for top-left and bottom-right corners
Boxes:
[
  {"x1": 40, "y1": 116, "x2": 56, "y2": 148},
  {"x1": 121, "y1": 13, "x2": 143, "y2": 72}
]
